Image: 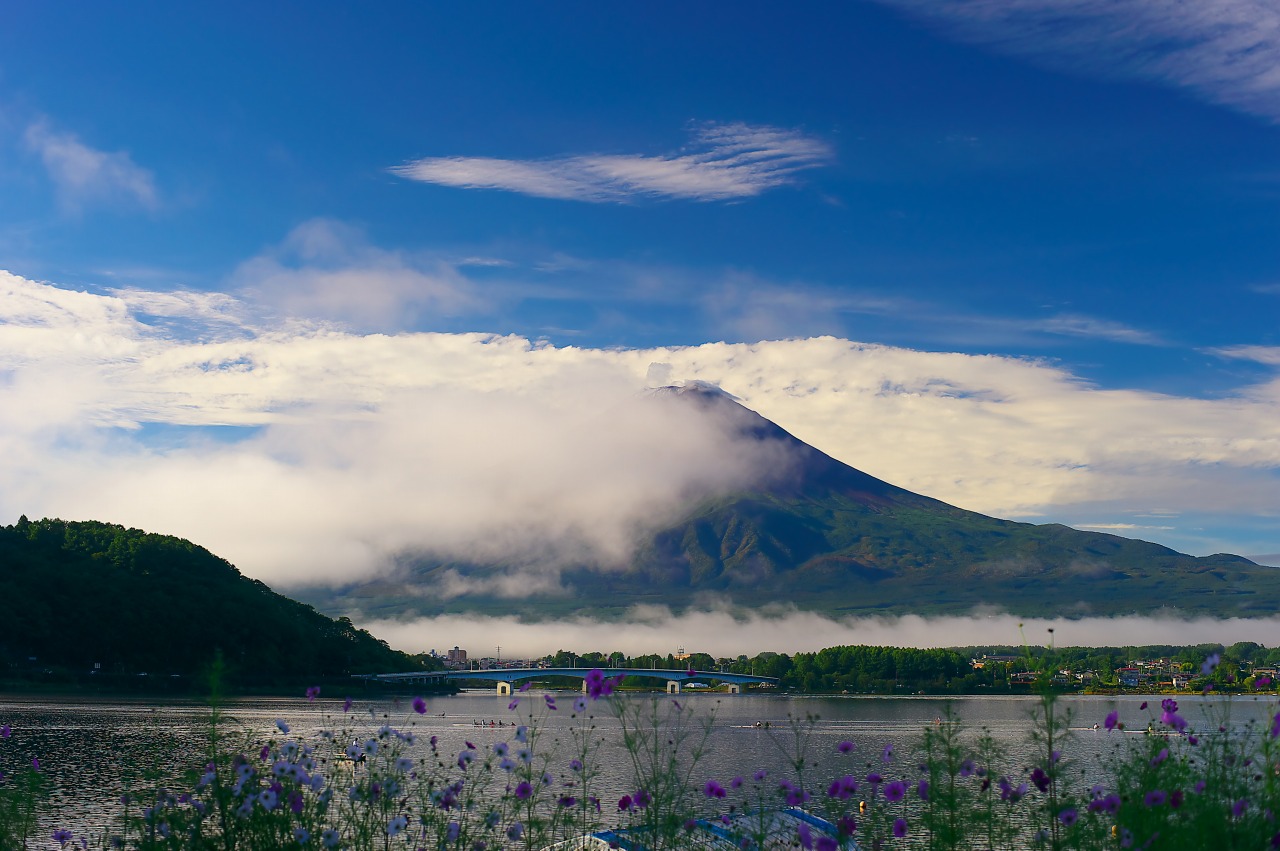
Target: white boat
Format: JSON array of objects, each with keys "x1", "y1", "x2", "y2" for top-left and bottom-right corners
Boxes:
[{"x1": 543, "y1": 807, "x2": 859, "y2": 850}]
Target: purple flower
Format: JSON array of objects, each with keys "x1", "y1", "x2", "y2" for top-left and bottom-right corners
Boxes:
[
  {"x1": 1171, "y1": 790, "x2": 1184, "y2": 809},
  {"x1": 779, "y1": 779, "x2": 809, "y2": 806},
  {"x1": 634, "y1": 789, "x2": 651, "y2": 809},
  {"x1": 1233, "y1": 798, "x2": 1249, "y2": 818},
  {"x1": 797, "y1": 823, "x2": 814, "y2": 850},
  {"x1": 884, "y1": 780, "x2": 907, "y2": 802},
  {"x1": 515, "y1": 782, "x2": 533, "y2": 799},
  {"x1": 305, "y1": 686, "x2": 320, "y2": 702},
  {"x1": 618, "y1": 794, "x2": 633, "y2": 811},
  {"x1": 1256, "y1": 676, "x2": 1274, "y2": 690},
  {"x1": 569, "y1": 758, "x2": 583, "y2": 772},
  {"x1": 413, "y1": 696, "x2": 427, "y2": 714},
  {"x1": 1194, "y1": 780, "x2": 1207, "y2": 794},
  {"x1": 1203, "y1": 653, "x2": 1221, "y2": 676},
  {"x1": 837, "y1": 740, "x2": 854, "y2": 754},
  {"x1": 508, "y1": 699, "x2": 520, "y2": 710},
  {"x1": 892, "y1": 818, "x2": 908, "y2": 839},
  {"x1": 816, "y1": 838, "x2": 838, "y2": 851},
  {"x1": 917, "y1": 779, "x2": 930, "y2": 800},
  {"x1": 53, "y1": 830, "x2": 73, "y2": 846},
  {"x1": 959, "y1": 759, "x2": 975, "y2": 777},
  {"x1": 730, "y1": 776, "x2": 743, "y2": 789},
  {"x1": 1139, "y1": 701, "x2": 1148, "y2": 710},
  {"x1": 32, "y1": 758, "x2": 39, "y2": 771},
  {"x1": 342, "y1": 697, "x2": 353, "y2": 713},
  {"x1": 1151, "y1": 748, "x2": 1169, "y2": 765},
  {"x1": 753, "y1": 769, "x2": 768, "y2": 782},
  {"x1": 1031, "y1": 767, "x2": 1050, "y2": 793},
  {"x1": 1272, "y1": 712, "x2": 1280, "y2": 739},
  {"x1": 881, "y1": 743, "x2": 894, "y2": 762},
  {"x1": 1144, "y1": 790, "x2": 1167, "y2": 807},
  {"x1": 0, "y1": 725, "x2": 10, "y2": 738},
  {"x1": 558, "y1": 795, "x2": 576, "y2": 808},
  {"x1": 545, "y1": 694, "x2": 557, "y2": 710},
  {"x1": 1105, "y1": 711, "x2": 1119, "y2": 730},
  {"x1": 1058, "y1": 808, "x2": 1078, "y2": 826},
  {"x1": 827, "y1": 775, "x2": 857, "y2": 800},
  {"x1": 507, "y1": 822, "x2": 524, "y2": 841}
]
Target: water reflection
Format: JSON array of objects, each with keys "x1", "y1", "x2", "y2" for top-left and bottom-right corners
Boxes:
[{"x1": 2, "y1": 691, "x2": 1276, "y2": 840}]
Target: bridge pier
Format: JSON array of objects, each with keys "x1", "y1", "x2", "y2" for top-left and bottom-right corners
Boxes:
[
  {"x1": 666, "y1": 680, "x2": 682, "y2": 694},
  {"x1": 727, "y1": 683, "x2": 741, "y2": 694},
  {"x1": 496, "y1": 682, "x2": 512, "y2": 696}
]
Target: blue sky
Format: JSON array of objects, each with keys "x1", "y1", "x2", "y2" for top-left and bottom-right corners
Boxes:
[{"x1": 2, "y1": 2, "x2": 1280, "y2": 648}]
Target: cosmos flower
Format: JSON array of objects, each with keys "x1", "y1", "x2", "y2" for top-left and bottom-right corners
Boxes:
[
  {"x1": 892, "y1": 819, "x2": 908, "y2": 839},
  {"x1": 413, "y1": 697, "x2": 427, "y2": 714},
  {"x1": 305, "y1": 686, "x2": 320, "y2": 702}
]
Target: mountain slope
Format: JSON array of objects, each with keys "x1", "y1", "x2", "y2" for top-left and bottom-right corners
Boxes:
[
  {"x1": 0, "y1": 517, "x2": 424, "y2": 684},
  {"x1": 303, "y1": 385, "x2": 1280, "y2": 619}
]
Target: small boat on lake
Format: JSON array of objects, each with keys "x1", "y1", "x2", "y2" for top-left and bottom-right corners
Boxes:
[{"x1": 542, "y1": 807, "x2": 858, "y2": 850}]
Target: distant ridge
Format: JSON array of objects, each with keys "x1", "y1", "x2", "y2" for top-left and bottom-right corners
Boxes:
[{"x1": 303, "y1": 384, "x2": 1280, "y2": 621}]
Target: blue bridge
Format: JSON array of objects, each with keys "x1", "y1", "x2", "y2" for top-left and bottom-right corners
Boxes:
[{"x1": 353, "y1": 667, "x2": 778, "y2": 695}]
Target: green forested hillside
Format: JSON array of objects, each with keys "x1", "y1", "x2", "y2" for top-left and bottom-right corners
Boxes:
[{"x1": 0, "y1": 517, "x2": 425, "y2": 689}]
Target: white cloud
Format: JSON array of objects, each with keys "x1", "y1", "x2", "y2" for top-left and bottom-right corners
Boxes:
[
  {"x1": 24, "y1": 120, "x2": 159, "y2": 211},
  {"x1": 391, "y1": 123, "x2": 832, "y2": 202},
  {"x1": 877, "y1": 0, "x2": 1280, "y2": 123},
  {"x1": 1, "y1": 271, "x2": 1278, "y2": 593},
  {"x1": 362, "y1": 607, "x2": 1280, "y2": 657},
  {"x1": 231, "y1": 219, "x2": 483, "y2": 331},
  {"x1": 1034, "y1": 314, "x2": 1163, "y2": 345}
]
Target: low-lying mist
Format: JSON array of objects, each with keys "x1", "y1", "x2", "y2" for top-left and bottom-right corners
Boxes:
[{"x1": 360, "y1": 607, "x2": 1280, "y2": 659}]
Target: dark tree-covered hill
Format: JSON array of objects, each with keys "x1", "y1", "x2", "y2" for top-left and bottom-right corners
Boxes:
[{"x1": 0, "y1": 517, "x2": 425, "y2": 687}]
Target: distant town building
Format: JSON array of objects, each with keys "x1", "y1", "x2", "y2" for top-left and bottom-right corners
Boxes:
[{"x1": 447, "y1": 646, "x2": 467, "y2": 668}]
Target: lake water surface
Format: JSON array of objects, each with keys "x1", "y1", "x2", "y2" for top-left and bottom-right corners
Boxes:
[{"x1": 3, "y1": 690, "x2": 1277, "y2": 840}]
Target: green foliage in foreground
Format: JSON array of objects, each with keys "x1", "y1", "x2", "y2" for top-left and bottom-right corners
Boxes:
[
  {"x1": 0, "y1": 518, "x2": 428, "y2": 689},
  {"x1": 6, "y1": 666, "x2": 1280, "y2": 850}
]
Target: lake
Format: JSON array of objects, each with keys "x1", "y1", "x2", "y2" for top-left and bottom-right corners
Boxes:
[{"x1": 3, "y1": 689, "x2": 1278, "y2": 841}]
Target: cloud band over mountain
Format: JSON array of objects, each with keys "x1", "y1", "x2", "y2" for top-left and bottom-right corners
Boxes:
[{"x1": 2, "y1": 270, "x2": 1279, "y2": 596}]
